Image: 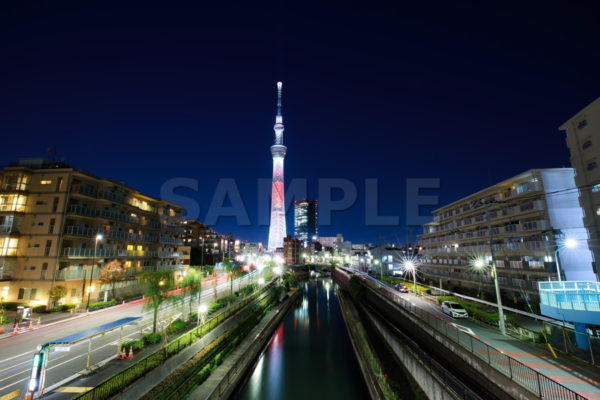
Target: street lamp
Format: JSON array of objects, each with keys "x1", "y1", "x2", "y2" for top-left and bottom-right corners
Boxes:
[
  {"x1": 373, "y1": 259, "x2": 382, "y2": 281},
  {"x1": 473, "y1": 257, "x2": 506, "y2": 336},
  {"x1": 86, "y1": 234, "x2": 103, "y2": 310},
  {"x1": 403, "y1": 261, "x2": 417, "y2": 294},
  {"x1": 197, "y1": 303, "x2": 208, "y2": 327},
  {"x1": 555, "y1": 238, "x2": 577, "y2": 282}
]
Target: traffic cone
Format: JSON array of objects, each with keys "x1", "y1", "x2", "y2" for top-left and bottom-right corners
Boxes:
[
  {"x1": 36, "y1": 317, "x2": 41, "y2": 328},
  {"x1": 11, "y1": 324, "x2": 19, "y2": 336},
  {"x1": 27, "y1": 320, "x2": 34, "y2": 331},
  {"x1": 128, "y1": 347, "x2": 134, "y2": 359},
  {"x1": 119, "y1": 347, "x2": 126, "y2": 359}
]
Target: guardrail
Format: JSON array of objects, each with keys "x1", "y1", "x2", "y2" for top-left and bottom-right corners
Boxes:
[{"x1": 338, "y1": 268, "x2": 588, "y2": 400}]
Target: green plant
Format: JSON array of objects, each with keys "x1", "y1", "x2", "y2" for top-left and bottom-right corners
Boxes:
[
  {"x1": 121, "y1": 340, "x2": 144, "y2": 352},
  {"x1": 139, "y1": 270, "x2": 176, "y2": 333},
  {"x1": 88, "y1": 299, "x2": 117, "y2": 311},
  {"x1": 166, "y1": 318, "x2": 187, "y2": 335},
  {"x1": 0, "y1": 302, "x2": 25, "y2": 311},
  {"x1": 32, "y1": 305, "x2": 47, "y2": 313},
  {"x1": 143, "y1": 332, "x2": 162, "y2": 345},
  {"x1": 61, "y1": 303, "x2": 77, "y2": 311},
  {"x1": 0, "y1": 315, "x2": 10, "y2": 324},
  {"x1": 49, "y1": 285, "x2": 67, "y2": 306}
]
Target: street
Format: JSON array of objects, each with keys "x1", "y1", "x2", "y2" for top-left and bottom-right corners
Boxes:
[{"x1": 0, "y1": 272, "x2": 256, "y2": 399}]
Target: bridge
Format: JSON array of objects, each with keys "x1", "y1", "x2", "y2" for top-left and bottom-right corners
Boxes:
[{"x1": 333, "y1": 267, "x2": 600, "y2": 400}]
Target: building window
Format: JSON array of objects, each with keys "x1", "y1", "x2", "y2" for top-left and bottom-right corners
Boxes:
[
  {"x1": 592, "y1": 184, "x2": 600, "y2": 193},
  {"x1": 516, "y1": 183, "x2": 529, "y2": 194},
  {"x1": 596, "y1": 207, "x2": 600, "y2": 216},
  {"x1": 0, "y1": 238, "x2": 18, "y2": 256},
  {"x1": 2, "y1": 174, "x2": 29, "y2": 191},
  {"x1": 45, "y1": 240, "x2": 52, "y2": 256},
  {"x1": 583, "y1": 140, "x2": 593, "y2": 150},
  {"x1": 35, "y1": 201, "x2": 46, "y2": 205},
  {"x1": 56, "y1": 177, "x2": 63, "y2": 192},
  {"x1": 52, "y1": 197, "x2": 59, "y2": 212},
  {"x1": 588, "y1": 162, "x2": 598, "y2": 171},
  {"x1": 24, "y1": 266, "x2": 36, "y2": 271},
  {"x1": 41, "y1": 263, "x2": 48, "y2": 279},
  {"x1": 17, "y1": 288, "x2": 25, "y2": 300},
  {"x1": 0, "y1": 194, "x2": 27, "y2": 212},
  {"x1": 40, "y1": 180, "x2": 52, "y2": 185},
  {"x1": 48, "y1": 218, "x2": 56, "y2": 234},
  {"x1": 578, "y1": 119, "x2": 588, "y2": 130}
]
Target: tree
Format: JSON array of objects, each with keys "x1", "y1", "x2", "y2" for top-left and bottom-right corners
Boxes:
[
  {"x1": 139, "y1": 270, "x2": 175, "y2": 333},
  {"x1": 202, "y1": 264, "x2": 217, "y2": 299},
  {"x1": 49, "y1": 285, "x2": 67, "y2": 306},
  {"x1": 222, "y1": 257, "x2": 241, "y2": 295},
  {"x1": 181, "y1": 268, "x2": 203, "y2": 318},
  {"x1": 99, "y1": 259, "x2": 126, "y2": 300}
]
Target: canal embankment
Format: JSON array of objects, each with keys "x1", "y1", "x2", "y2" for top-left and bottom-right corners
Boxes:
[{"x1": 189, "y1": 288, "x2": 302, "y2": 399}]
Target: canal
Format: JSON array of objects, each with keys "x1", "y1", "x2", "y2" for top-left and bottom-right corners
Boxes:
[{"x1": 236, "y1": 278, "x2": 369, "y2": 399}]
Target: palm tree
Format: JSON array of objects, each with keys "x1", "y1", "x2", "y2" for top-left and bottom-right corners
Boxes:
[
  {"x1": 139, "y1": 270, "x2": 175, "y2": 333},
  {"x1": 181, "y1": 268, "x2": 203, "y2": 318},
  {"x1": 222, "y1": 257, "x2": 241, "y2": 295}
]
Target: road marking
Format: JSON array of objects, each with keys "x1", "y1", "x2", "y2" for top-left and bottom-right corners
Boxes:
[
  {"x1": 451, "y1": 323, "x2": 475, "y2": 336},
  {"x1": 53, "y1": 386, "x2": 94, "y2": 393},
  {"x1": 0, "y1": 389, "x2": 19, "y2": 400}
]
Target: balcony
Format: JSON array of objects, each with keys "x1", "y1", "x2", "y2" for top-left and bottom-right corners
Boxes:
[
  {"x1": 164, "y1": 224, "x2": 184, "y2": 233},
  {"x1": 72, "y1": 184, "x2": 98, "y2": 198},
  {"x1": 0, "y1": 225, "x2": 19, "y2": 235},
  {"x1": 56, "y1": 268, "x2": 100, "y2": 280},
  {"x1": 159, "y1": 236, "x2": 184, "y2": 245},
  {"x1": 61, "y1": 247, "x2": 158, "y2": 258},
  {"x1": 158, "y1": 251, "x2": 181, "y2": 258}
]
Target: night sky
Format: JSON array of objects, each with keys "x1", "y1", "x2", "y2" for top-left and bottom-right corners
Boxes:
[{"x1": 1, "y1": 1, "x2": 599, "y2": 244}]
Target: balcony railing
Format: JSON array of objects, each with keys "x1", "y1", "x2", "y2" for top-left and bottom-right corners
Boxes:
[
  {"x1": 0, "y1": 225, "x2": 19, "y2": 235},
  {"x1": 61, "y1": 248, "x2": 158, "y2": 258},
  {"x1": 159, "y1": 236, "x2": 184, "y2": 245},
  {"x1": 539, "y1": 281, "x2": 600, "y2": 312}
]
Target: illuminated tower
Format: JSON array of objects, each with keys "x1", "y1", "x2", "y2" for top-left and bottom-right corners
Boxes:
[{"x1": 268, "y1": 81, "x2": 287, "y2": 250}]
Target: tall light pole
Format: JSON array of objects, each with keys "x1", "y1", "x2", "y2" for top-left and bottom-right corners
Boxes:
[
  {"x1": 483, "y1": 200, "x2": 506, "y2": 336},
  {"x1": 474, "y1": 258, "x2": 506, "y2": 336},
  {"x1": 555, "y1": 238, "x2": 577, "y2": 282},
  {"x1": 86, "y1": 234, "x2": 103, "y2": 310},
  {"x1": 404, "y1": 261, "x2": 417, "y2": 294}
]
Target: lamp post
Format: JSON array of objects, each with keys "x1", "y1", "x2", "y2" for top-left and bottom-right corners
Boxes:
[
  {"x1": 474, "y1": 258, "x2": 506, "y2": 336},
  {"x1": 404, "y1": 261, "x2": 417, "y2": 295},
  {"x1": 373, "y1": 259, "x2": 382, "y2": 281},
  {"x1": 554, "y1": 238, "x2": 577, "y2": 282},
  {"x1": 197, "y1": 303, "x2": 208, "y2": 327},
  {"x1": 86, "y1": 234, "x2": 103, "y2": 310}
]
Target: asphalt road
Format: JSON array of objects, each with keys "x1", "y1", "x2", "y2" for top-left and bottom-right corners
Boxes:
[{"x1": 0, "y1": 272, "x2": 257, "y2": 399}]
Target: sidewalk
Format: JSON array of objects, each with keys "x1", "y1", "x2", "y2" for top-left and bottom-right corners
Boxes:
[{"x1": 408, "y1": 292, "x2": 600, "y2": 400}]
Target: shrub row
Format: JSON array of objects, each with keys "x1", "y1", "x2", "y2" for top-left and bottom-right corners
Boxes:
[
  {"x1": 89, "y1": 299, "x2": 117, "y2": 311},
  {"x1": 0, "y1": 302, "x2": 26, "y2": 311},
  {"x1": 166, "y1": 318, "x2": 187, "y2": 335}
]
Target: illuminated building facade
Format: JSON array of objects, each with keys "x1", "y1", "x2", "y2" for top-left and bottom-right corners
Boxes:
[
  {"x1": 0, "y1": 158, "x2": 186, "y2": 305},
  {"x1": 268, "y1": 82, "x2": 287, "y2": 250},
  {"x1": 294, "y1": 199, "x2": 318, "y2": 244},
  {"x1": 419, "y1": 169, "x2": 595, "y2": 303}
]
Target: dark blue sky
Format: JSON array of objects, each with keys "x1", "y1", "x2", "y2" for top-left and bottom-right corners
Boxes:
[{"x1": 1, "y1": 1, "x2": 599, "y2": 244}]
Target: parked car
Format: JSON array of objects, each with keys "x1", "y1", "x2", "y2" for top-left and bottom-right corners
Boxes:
[
  {"x1": 394, "y1": 284, "x2": 409, "y2": 293},
  {"x1": 441, "y1": 301, "x2": 469, "y2": 318}
]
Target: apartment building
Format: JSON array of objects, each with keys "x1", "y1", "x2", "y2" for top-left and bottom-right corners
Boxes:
[
  {"x1": 182, "y1": 219, "x2": 234, "y2": 265},
  {"x1": 418, "y1": 169, "x2": 595, "y2": 304},
  {"x1": 283, "y1": 235, "x2": 303, "y2": 265},
  {"x1": 560, "y1": 97, "x2": 600, "y2": 280},
  {"x1": 0, "y1": 158, "x2": 186, "y2": 305}
]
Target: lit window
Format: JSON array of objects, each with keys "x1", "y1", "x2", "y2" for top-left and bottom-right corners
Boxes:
[
  {"x1": 0, "y1": 238, "x2": 19, "y2": 256},
  {"x1": 592, "y1": 184, "x2": 600, "y2": 193},
  {"x1": 40, "y1": 180, "x2": 52, "y2": 185},
  {"x1": 0, "y1": 195, "x2": 27, "y2": 212},
  {"x1": 596, "y1": 207, "x2": 600, "y2": 216}
]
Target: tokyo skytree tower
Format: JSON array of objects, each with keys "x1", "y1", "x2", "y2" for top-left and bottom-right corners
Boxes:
[{"x1": 267, "y1": 82, "x2": 287, "y2": 250}]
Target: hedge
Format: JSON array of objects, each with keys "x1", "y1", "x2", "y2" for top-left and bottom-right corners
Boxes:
[
  {"x1": 121, "y1": 340, "x2": 144, "y2": 352},
  {"x1": 143, "y1": 332, "x2": 162, "y2": 345},
  {"x1": 437, "y1": 296, "x2": 515, "y2": 326},
  {"x1": 89, "y1": 299, "x2": 117, "y2": 311},
  {"x1": 166, "y1": 318, "x2": 187, "y2": 335},
  {"x1": 0, "y1": 302, "x2": 25, "y2": 311}
]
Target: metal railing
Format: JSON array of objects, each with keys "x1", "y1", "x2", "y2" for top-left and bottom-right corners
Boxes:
[
  {"x1": 539, "y1": 281, "x2": 600, "y2": 312},
  {"x1": 341, "y1": 269, "x2": 588, "y2": 400}
]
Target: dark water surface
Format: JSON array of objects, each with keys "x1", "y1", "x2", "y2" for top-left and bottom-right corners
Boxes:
[{"x1": 236, "y1": 278, "x2": 369, "y2": 400}]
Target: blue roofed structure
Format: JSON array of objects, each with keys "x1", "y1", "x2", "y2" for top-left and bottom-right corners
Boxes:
[{"x1": 45, "y1": 317, "x2": 141, "y2": 346}]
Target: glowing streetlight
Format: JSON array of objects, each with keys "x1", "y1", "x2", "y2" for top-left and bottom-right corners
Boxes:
[
  {"x1": 197, "y1": 303, "x2": 208, "y2": 326},
  {"x1": 403, "y1": 261, "x2": 417, "y2": 294},
  {"x1": 86, "y1": 233, "x2": 104, "y2": 310},
  {"x1": 472, "y1": 257, "x2": 506, "y2": 336},
  {"x1": 258, "y1": 278, "x2": 265, "y2": 285},
  {"x1": 555, "y1": 238, "x2": 578, "y2": 282}
]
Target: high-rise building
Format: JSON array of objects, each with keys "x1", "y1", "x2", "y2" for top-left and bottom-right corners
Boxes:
[
  {"x1": 182, "y1": 219, "x2": 232, "y2": 265},
  {"x1": 0, "y1": 158, "x2": 186, "y2": 305},
  {"x1": 418, "y1": 169, "x2": 595, "y2": 304},
  {"x1": 268, "y1": 82, "x2": 287, "y2": 250},
  {"x1": 559, "y1": 97, "x2": 600, "y2": 279},
  {"x1": 294, "y1": 199, "x2": 318, "y2": 244}
]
